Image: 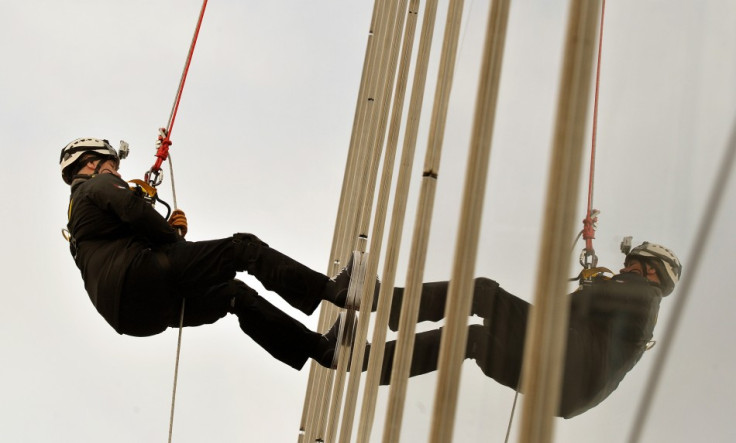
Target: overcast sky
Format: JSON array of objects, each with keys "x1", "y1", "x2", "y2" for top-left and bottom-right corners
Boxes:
[{"x1": 1, "y1": 1, "x2": 734, "y2": 442}]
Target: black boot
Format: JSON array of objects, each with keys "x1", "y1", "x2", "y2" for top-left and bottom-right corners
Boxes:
[
  {"x1": 231, "y1": 233, "x2": 329, "y2": 315},
  {"x1": 312, "y1": 312, "x2": 361, "y2": 369},
  {"x1": 312, "y1": 314, "x2": 343, "y2": 369},
  {"x1": 321, "y1": 255, "x2": 380, "y2": 311}
]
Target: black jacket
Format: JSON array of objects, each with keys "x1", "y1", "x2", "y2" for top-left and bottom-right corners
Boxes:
[
  {"x1": 67, "y1": 173, "x2": 180, "y2": 331},
  {"x1": 560, "y1": 272, "x2": 662, "y2": 417}
]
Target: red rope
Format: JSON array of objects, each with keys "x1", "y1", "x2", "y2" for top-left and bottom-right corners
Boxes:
[
  {"x1": 149, "y1": 0, "x2": 209, "y2": 181},
  {"x1": 582, "y1": 0, "x2": 606, "y2": 262}
]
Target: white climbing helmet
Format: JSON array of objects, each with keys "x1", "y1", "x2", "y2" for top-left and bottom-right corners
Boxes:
[
  {"x1": 60, "y1": 138, "x2": 128, "y2": 184},
  {"x1": 627, "y1": 242, "x2": 682, "y2": 296}
]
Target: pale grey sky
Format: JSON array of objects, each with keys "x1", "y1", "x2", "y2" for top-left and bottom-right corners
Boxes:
[{"x1": 1, "y1": 1, "x2": 734, "y2": 442}]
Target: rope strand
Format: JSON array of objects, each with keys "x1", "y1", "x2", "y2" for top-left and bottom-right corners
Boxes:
[
  {"x1": 158, "y1": 2, "x2": 209, "y2": 440},
  {"x1": 168, "y1": 299, "x2": 186, "y2": 443},
  {"x1": 148, "y1": 0, "x2": 208, "y2": 184},
  {"x1": 587, "y1": 0, "x2": 606, "y2": 223},
  {"x1": 581, "y1": 0, "x2": 606, "y2": 269},
  {"x1": 167, "y1": 0, "x2": 209, "y2": 138}
]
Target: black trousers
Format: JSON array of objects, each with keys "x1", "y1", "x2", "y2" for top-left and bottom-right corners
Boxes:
[
  {"x1": 385, "y1": 278, "x2": 528, "y2": 390},
  {"x1": 387, "y1": 278, "x2": 641, "y2": 419},
  {"x1": 118, "y1": 236, "x2": 326, "y2": 369}
]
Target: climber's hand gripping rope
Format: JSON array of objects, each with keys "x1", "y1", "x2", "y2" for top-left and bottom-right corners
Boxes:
[{"x1": 168, "y1": 209, "x2": 188, "y2": 238}]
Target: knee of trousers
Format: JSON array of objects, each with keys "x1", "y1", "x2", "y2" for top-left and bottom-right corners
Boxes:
[
  {"x1": 226, "y1": 278, "x2": 261, "y2": 314},
  {"x1": 470, "y1": 277, "x2": 501, "y2": 316},
  {"x1": 172, "y1": 279, "x2": 249, "y2": 327},
  {"x1": 473, "y1": 277, "x2": 500, "y2": 294},
  {"x1": 231, "y1": 233, "x2": 269, "y2": 273}
]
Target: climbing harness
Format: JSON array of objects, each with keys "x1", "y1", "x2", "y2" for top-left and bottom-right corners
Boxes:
[
  {"x1": 570, "y1": 266, "x2": 614, "y2": 284},
  {"x1": 128, "y1": 178, "x2": 157, "y2": 199},
  {"x1": 126, "y1": 178, "x2": 176, "y2": 219}
]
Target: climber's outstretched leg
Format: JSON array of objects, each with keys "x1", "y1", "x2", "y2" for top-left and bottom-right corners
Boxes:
[
  {"x1": 226, "y1": 279, "x2": 335, "y2": 369},
  {"x1": 465, "y1": 287, "x2": 530, "y2": 390},
  {"x1": 231, "y1": 233, "x2": 329, "y2": 315},
  {"x1": 387, "y1": 277, "x2": 503, "y2": 331},
  {"x1": 369, "y1": 328, "x2": 450, "y2": 385},
  {"x1": 232, "y1": 234, "x2": 377, "y2": 315}
]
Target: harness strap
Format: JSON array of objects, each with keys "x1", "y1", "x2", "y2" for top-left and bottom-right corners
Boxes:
[
  {"x1": 570, "y1": 266, "x2": 613, "y2": 283},
  {"x1": 62, "y1": 197, "x2": 79, "y2": 258},
  {"x1": 128, "y1": 178, "x2": 158, "y2": 199}
]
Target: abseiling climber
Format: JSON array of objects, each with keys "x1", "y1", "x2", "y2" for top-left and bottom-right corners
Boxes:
[
  {"x1": 60, "y1": 137, "x2": 682, "y2": 419},
  {"x1": 60, "y1": 137, "x2": 360, "y2": 370},
  {"x1": 370, "y1": 241, "x2": 682, "y2": 418}
]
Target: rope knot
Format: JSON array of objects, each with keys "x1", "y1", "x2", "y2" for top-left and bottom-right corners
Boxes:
[
  {"x1": 154, "y1": 127, "x2": 172, "y2": 165},
  {"x1": 582, "y1": 209, "x2": 599, "y2": 242},
  {"x1": 145, "y1": 128, "x2": 172, "y2": 187}
]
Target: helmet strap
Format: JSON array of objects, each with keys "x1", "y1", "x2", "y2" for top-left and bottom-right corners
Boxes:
[
  {"x1": 88, "y1": 155, "x2": 114, "y2": 176},
  {"x1": 67, "y1": 155, "x2": 106, "y2": 184},
  {"x1": 92, "y1": 158, "x2": 105, "y2": 175},
  {"x1": 643, "y1": 260, "x2": 657, "y2": 280}
]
